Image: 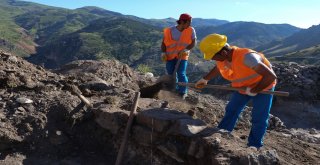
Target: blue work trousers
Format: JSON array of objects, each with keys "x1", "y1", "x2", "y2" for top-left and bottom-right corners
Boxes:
[
  {"x1": 166, "y1": 59, "x2": 188, "y2": 94},
  {"x1": 218, "y1": 90, "x2": 274, "y2": 148}
]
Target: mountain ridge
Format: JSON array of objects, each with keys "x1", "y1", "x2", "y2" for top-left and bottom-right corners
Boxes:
[
  {"x1": 1, "y1": 0, "x2": 319, "y2": 70},
  {"x1": 257, "y1": 24, "x2": 320, "y2": 58}
]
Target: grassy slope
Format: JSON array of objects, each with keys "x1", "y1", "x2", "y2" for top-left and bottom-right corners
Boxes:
[
  {"x1": 28, "y1": 17, "x2": 163, "y2": 69},
  {"x1": 0, "y1": 0, "x2": 50, "y2": 56},
  {"x1": 270, "y1": 44, "x2": 320, "y2": 65}
]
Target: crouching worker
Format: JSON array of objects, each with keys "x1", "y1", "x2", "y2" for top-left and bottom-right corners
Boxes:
[{"x1": 195, "y1": 33, "x2": 277, "y2": 149}]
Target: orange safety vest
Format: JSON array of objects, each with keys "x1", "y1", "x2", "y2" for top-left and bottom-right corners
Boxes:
[
  {"x1": 163, "y1": 27, "x2": 193, "y2": 60},
  {"x1": 216, "y1": 47, "x2": 276, "y2": 92}
]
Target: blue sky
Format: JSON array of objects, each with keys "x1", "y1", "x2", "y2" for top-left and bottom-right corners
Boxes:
[{"x1": 22, "y1": 0, "x2": 320, "y2": 29}]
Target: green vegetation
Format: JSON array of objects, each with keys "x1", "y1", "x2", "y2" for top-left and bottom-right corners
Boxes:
[
  {"x1": 258, "y1": 24, "x2": 320, "y2": 58},
  {"x1": 14, "y1": 9, "x2": 101, "y2": 44},
  {"x1": 136, "y1": 64, "x2": 152, "y2": 73},
  {"x1": 77, "y1": 32, "x2": 111, "y2": 59},
  {"x1": 270, "y1": 44, "x2": 320, "y2": 65},
  {"x1": 0, "y1": 0, "x2": 53, "y2": 56},
  {"x1": 1, "y1": 0, "x2": 320, "y2": 74},
  {"x1": 27, "y1": 17, "x2": 163, "y2": 68},
  {"x1": 0, "y1": 1, "x2": 165, "y2": 69}
]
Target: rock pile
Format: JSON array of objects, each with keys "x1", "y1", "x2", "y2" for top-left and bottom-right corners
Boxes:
[{"x1": 272, "y1": 62, "x2": 320, "y2": 101}]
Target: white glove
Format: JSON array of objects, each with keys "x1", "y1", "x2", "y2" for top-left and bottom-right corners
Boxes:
[
  {"x1": 195, "y1": 78, "x2": 208, "y2": 89},
  {"x1": 245, "y1": 87, "x2": 257, "y2": 96}
]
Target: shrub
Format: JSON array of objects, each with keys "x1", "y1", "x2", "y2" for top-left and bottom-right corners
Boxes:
[{"x1": 137, "y1": 64, "x2": 152, "y2": 73}]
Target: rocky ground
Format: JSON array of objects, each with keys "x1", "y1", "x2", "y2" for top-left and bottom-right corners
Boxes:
[{"x1": 0, "y1": 51, "x2": 319, "y2": 164}]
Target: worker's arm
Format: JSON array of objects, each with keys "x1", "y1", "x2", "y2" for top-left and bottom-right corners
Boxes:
[
  {"x1": 161, "y1": 40, "x2": 166, "y2": 53},
  {"x1": 186, "y1": 27, "x2": 197, "y2": 50},
  {"x1": 185, "y1": 38, "x2": 196, "y2": 50},
  {"x1": 178, "y1": 38, "x2": 196, "y2": 58},
  {"x1": 195, "y1": 66, "x2": 220, "y2": 88},
  {"x1": 250, "y1": 63, "x2": 277, "y2": 93},
  {"x1": 160, "y1": 41, "x2": 167, "y2": 62},
  {"x1": 203, "y1": 66, "x2": 220, "y2": 80}
]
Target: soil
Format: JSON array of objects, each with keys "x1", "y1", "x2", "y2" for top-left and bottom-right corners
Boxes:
[{"x1": 0, "y1": 51, "x2": 319, "y2": 164}]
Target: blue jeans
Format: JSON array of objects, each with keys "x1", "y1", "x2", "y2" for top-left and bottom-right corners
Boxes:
[
  {"x1": 166, "y1": 59, "x2": 188, "y2": 94},
  {"x1": 218, "y1": 89, "x2": 274, "y2": 148}
]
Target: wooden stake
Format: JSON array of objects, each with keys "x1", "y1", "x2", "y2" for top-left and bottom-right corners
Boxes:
[{"x1": 115, "y1": 91, "x2": 140, "y2": 165}]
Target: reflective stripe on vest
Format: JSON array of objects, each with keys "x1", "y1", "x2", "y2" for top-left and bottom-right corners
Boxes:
[
  {"x1": 230, "y1": 73, "x2": 260, "y2": 83},
  {"x1": 217, "y1": 47, "x2": 276, "y2": 90},
  {"x1": 163, "y1": 27, "x2": 192, "y2": 60}
]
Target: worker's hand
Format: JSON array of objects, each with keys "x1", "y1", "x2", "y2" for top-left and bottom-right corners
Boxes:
[
  {"x1": 245, "y1": 87, "x2": 257, "y2": 96},
  {"x1": 161, "y1": 52, "x2": 167, "y2": 62},
  {"x1": 179, "y1": 49, "x2": 190, "y2": 57},
  {"x1": 195, "y1": 78, "x2": 208, "y2": 89}
]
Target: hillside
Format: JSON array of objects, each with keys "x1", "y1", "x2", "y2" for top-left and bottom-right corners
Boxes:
[
  {"x1": 1, "y1": 1, "x2": 320, "y2": 164},
  {"x1": 0, "y1": 0, "x2": 50, "y2": 56},
  {"x1": 257, "y1": 24, "x2": 320, "y2": 59},
  {"x1": 1, "y1": 0, "x2": 306, "y2": 72},
  {"x1": 75, "y1": 6, "x2": 123, "y2": 17},
  {"x1": 133, "y1": 17, "x2": 229, "y2": 29},
  {"x1": 75, "y1": 6, "x2": 229, "y2": 28},
  {"x1": 14, "y1": 8, "x2": 102, "y2": 45},
  {"x1": 0, "y1": 51, "x2": 319, "y2": 164},
  {"x1": 270, "y1": 44, "x2": 320, "y2": 65},
  {"x1": 197, "y1": 22, "x2": 301, "y2": 48},
  {"x1": 27, "y1": 17, "x2": 163, "y2": 69}
]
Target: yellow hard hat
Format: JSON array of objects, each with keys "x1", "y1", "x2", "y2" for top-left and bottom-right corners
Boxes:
[{"x1": 199, "y1": 33, "x2": 227, "y2": 60}]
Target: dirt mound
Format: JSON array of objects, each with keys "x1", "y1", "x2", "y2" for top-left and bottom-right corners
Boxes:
[
  {"x1": 0, "y1": 51, "x2": 319, "y2": 164},
  {"x1": 56, "y1": 60, "x2": 141, "y2": 91},
  {"x1": 0, "y1": 52, "x2": 118, "y2": 164}
]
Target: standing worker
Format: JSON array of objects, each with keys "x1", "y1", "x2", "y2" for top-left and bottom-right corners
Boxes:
[
  {"x1": 161, "y1": 13, "x2": 197, "y2": 99},
  {"x1": 195, "y1": 33, "x2": 277, "y2": 149}
]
